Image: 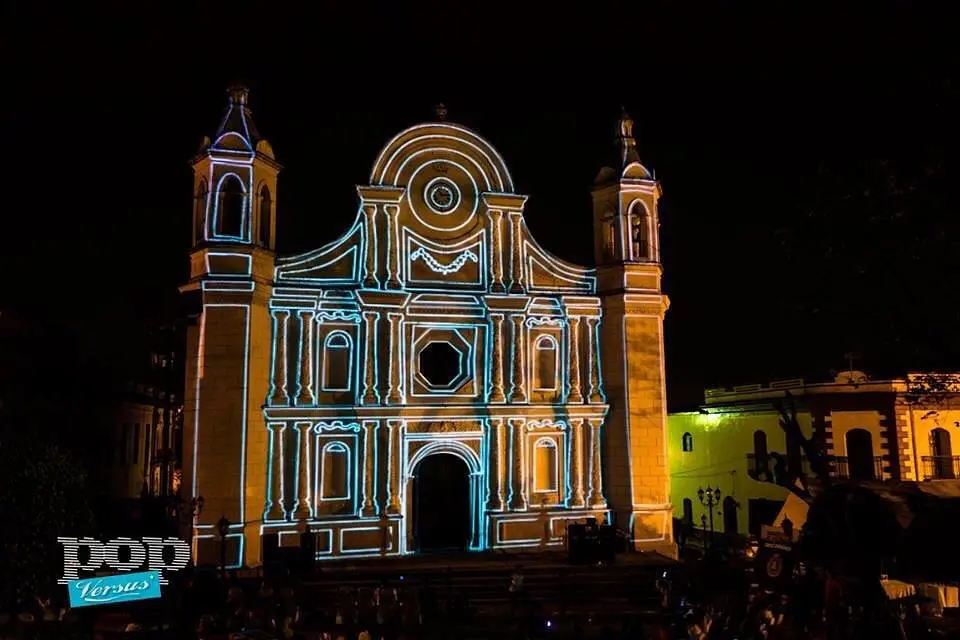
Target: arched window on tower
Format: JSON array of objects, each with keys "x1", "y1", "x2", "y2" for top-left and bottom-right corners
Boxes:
[
  {"x1": 259, "y1": 185, "x2": 272, "y2": 247},
  {"x1": 604, "y1": 218, "x2": 617, "y2": 261},
  {"x1": 194, "y1": 180, "x2": 208, "y2": 243},
  {"x1": 320, "y1": 442, "x2": 350, "y2": 500},
  {"x1": 322, "y1": 332, "x2": 353, "y2": 392},
  {"x1": 682, "y1": 432, "x2": 694, "y2": 453},
  {"x1": 533, "y1": 335, "x2": 559, "y2": 391},
  {"x1": 533, "y1": 437, "x2": 559, "y2": 493},
  {"x1": 216, "y1": 175, "x2": 246, "y2": 238},
  {"x1": 630, "y1": 202, "x2": 651, "y2": 260}
]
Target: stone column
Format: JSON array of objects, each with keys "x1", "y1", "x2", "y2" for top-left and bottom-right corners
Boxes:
[
  {"x1": 569, "y1": 418, "x2": 586, "y2": 507},
  {"x1": 508, "y1": 212, "x2": 524, "y2": 293},
  {"x1": 508, "y1": 314, "x2": 527, "y2": 403},
  {"x1": 265, "y1": 424, "x2": 286, "y2": 520},
  {"x1": 361, "y1": 420, "x2": 378, "y2": 516},
  {"x1": 386, "y1": 419, "x2": 402, "y2": 514},
  {"x1": 487, "y1": 417, "x2": 505, "y2": 511},
  {"x1": 587, "y1": 418, "x2": 606, "y2": 508},
  {"x1": 489, "y1": 209, "x2": 505, "y2": 292},
  {"x1": 361, "y1": 311, "x2": 380, "y2": 405},
  {"x1": 269, "y1": 310, "x2": 290, "y2": 405},
  {"x1": 586, "y1": 317, "x2": 604, "y2": 403},
  {"x1": 567, "y1": 316, "x2": 583, "y2": 403},
  {"x1": 489, "y1": 314, "x2": 506, "y2": 403},
  {"x1": 295, "y1": 310, "x2": 315, "y2": 405},
  {"x1": 509, "y1": 418, "x2": 528, "y2": 510},
  {"x1": 293, "y1": 423, "x2": 313, "y2": 519},
  {"x1": 384, "y1": 204, "x2": 402, "y2": 289},
  {"x1": 362, "y1": 203, "x2": 379, "y2": 288},
  {"x1": 386, "y1": 313, "x2": 403, "y2": 404}
]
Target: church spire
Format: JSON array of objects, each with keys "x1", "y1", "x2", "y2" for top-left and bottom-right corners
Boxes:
[
  {"x1": 615, "y1": 107, "x2": 643, "y2": 169},
  {"x1": 210, "y1": 84, "x2": 262, "y2": 152}
]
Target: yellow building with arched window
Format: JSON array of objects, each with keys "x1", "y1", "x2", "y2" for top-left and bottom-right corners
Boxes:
[{"x1": 667, "y1": 371, "x2": 960, "y2": 538}]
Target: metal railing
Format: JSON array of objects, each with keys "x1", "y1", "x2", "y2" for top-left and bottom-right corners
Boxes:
[
  {"x1": 920, "y1": 455, "x2": 960, "y2": 480},
  {"x1": 829, "y1": 455, "x2": 885, "y2": 481},
  {"x1": 745, "y1": 453, "x2": 811, "y2": 483}
]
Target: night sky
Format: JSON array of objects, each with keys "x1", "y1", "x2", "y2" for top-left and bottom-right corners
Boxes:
[{"x1": 5, "y1": 5, "x2": 956, "y2": 408}]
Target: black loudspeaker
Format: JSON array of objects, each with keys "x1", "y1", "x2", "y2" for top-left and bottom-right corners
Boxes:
[
  {"x1": 568, "y1": 524, "x2": 587, "y2": 563},
  {"x1": 299, "y1": 531, "x2": 316, "y2": 575},
  {"x1": 598, "y1": 525, "x2": 617, "y2": 563},
  {"x1": 262, "y1": 533, "x2": 281, "y2": 564}
]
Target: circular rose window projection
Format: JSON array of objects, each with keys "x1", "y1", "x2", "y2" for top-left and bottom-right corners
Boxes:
[{"x1": 424, "y1": 178, "x2": 460, "y2": 215}]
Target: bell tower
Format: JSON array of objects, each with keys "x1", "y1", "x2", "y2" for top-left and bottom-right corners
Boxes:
[
  {"x1": 592, "y1": 109, "x2": 675, "y2": 556},
  {"x1": 181, "y1": 86, "x2": 279, "y2": 568}
]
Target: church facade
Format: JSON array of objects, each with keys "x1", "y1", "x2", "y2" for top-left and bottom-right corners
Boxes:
[{"x1": 182, "y1": 87, "x2": 674, "y2": 567}]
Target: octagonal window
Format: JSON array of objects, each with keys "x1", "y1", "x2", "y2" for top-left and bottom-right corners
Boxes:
[{"x1": 419, "y1": 341, "x2": 463, "y2": 388}]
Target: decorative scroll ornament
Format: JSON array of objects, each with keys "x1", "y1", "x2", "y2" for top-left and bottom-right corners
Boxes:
[
  {"x1": 525, "y1": 419, "x2": 568, "y2": 431},
  {"x1": 313, "y1": 420, "x2": 362, "y2": 433},
  {"x1": 525, "y1": 316, "x2": 564, "y2": 329},
  {"x1": 409, "y1": 247, "x2": 478, "y2": 275},
  {"x1": 316, "y1": 311, "x2": 361, "y2": 323}
]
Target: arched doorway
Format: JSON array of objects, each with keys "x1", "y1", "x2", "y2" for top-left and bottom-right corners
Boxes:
[
  {"x1": 722, "y1": 496, "x2": 739, "y2": 535},
  {"x1": 931, "y1": 428, "x2": 955, "y2": 479},
  {"x1": 412, "y1": 453, "x2": 472, "y2": 552},
  {"x1": 845, "y1": 429, "x2": 876, "y2": 480}
]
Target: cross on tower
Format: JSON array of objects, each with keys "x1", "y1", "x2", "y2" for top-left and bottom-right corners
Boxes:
[{"x1": 844, "y1": 352, "x2": 859, "y2": 371}]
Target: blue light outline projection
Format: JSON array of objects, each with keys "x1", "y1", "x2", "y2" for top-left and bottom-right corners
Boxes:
[
  {"x1": 318, "y1": 441, "x2": 351, "y2": 502},
  {"x1": 190, "y1": 118, "x2": 671, "y2": 563},
  {"x1": 532, "y1": 436, "x2": 559, "y2": 493},
  {"x1": 320, "y1": 331, "x2": 353, "y2": 393}
]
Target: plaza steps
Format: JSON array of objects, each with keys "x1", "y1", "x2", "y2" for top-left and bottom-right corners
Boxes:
[{"x1": 301, "y1": 550, "x2": 671, "y2": 618}]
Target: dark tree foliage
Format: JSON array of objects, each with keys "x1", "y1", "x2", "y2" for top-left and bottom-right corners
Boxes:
[
  {"x1": 0, "y1": 426, "x2": 94, "y2": 608},
  {"x1": 903, "y1": 372, "x2": 960, "y2": 413},
  {"x1": 752, "y1": 391, "x2": 833, "y2": 505},
  {"x1": 765, "y1": 74, "x2": 958, "y2": 376}
]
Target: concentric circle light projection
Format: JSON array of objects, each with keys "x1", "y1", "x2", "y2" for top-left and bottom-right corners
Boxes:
[
  {"x1": 424, "y1": 177, "x2": 460, "y2": 214},
  {"x1": 408, "y1": 159, "x2": 479, "y2": 233}
]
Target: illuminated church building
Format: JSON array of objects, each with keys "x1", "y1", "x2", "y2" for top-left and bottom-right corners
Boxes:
[{"x1": 182, "y1": 87, "x2": 674, "y2": 566}]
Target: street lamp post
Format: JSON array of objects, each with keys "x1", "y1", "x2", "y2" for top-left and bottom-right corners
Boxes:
[
  {"x1": 217, "y1": 515, "x2": 231, "y2": 580},
  {"x1": 698, "y1": 486, "x2": 721, "y2": 548}
]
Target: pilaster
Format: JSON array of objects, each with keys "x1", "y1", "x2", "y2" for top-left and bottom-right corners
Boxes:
[
  {"x1": 361, "y1": 420, "x2": 379, "y2": 516},
  {"x1": 567, "y1": 316, "x2": 584, "y2": 403},
  {"x1": 361, "y1": 203, "x2": 379, "y2": 288},
  {"x1": 265, "y1": 423, "x2": 286, "y2": 520},
  {"x1": 569, "y1": 418, "x2": 586, "y2": 508},
  {"x1": 508, "y1": 314, "x2": 527, "y2": 403},
  {"x1": 487, "y1": 417, "x2": 506, "y2": 511},
  {"x1": 361, "y1": 311, "x2": 380, "y2": 405},
  {"x1": 293, "y1": 422, "x2": 312, "y2": 519},
  {"x1": 386, "y1": 419, "x2": 402, "y2": 514},
  {"x1": 489, "y1": 313, "x2": 506, "y2": 403},
  {"x1": 269, "y1": 310, "x2": 290, "y2": 405},
  {"x1": 586, "y1": 316, "x2": 604, "y2": 403},
  {"x1": 509, "y1": 418, "x2": 528, "y2": 510},
  {"x1": 488, "y1": 209, "x2": 505, "y2": 292},
  {"x1": 384, "y1": 203, "x2": 402, "y2": 290},
  {"x1": 295, "y1": 311, "x2": 315, "y2": 405},
  {"x1": 386, "y1": 313, "x2": 404, "y2": 405},
  {"x1": 587, "y1": 417, "x2": 606, "y2": 508}
]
